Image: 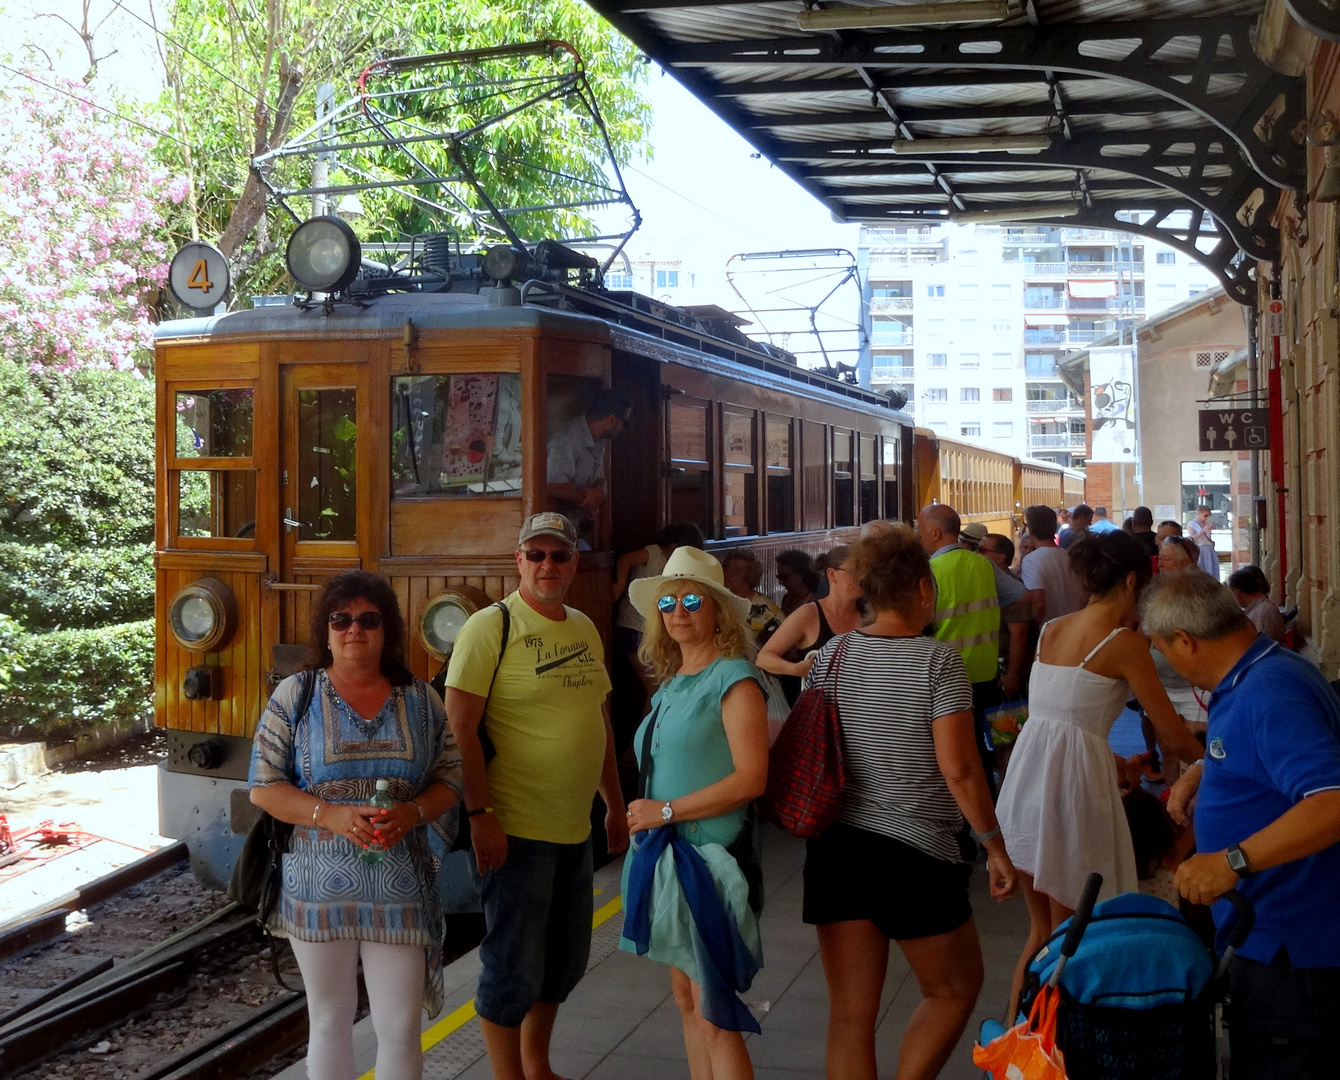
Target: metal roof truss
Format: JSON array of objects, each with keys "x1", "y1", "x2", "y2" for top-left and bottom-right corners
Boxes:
[{"x1": 588, "y1": 3, "x2": 1305, "y2": 306}]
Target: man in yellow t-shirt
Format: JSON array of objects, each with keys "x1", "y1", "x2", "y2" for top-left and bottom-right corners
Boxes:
[{"x1": 445, "y1": 511, "x2": 627, "y2": 1080}]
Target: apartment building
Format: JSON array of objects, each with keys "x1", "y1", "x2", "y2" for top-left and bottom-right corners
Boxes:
[{"x1": 857, "y1": 223, "x2": 1208, "y2": 466}]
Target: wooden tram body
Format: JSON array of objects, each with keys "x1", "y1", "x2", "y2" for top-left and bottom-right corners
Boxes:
[{"x1": 153, "y1": 285, "x2": 1080, "y2": 896}]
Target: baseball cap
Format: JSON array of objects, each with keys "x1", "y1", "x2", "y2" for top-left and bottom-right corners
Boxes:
[
  {"x1": 518, "y1": 512, "x2": 578, "y2": 548},
  {"x1": 959, "y1": 522, "x2": 988, "y2": 548}
]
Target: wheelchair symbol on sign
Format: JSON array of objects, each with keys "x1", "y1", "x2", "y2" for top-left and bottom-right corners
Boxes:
[{"x1": 1244, "y1": 426, "x2": 1268, "y2": 448}]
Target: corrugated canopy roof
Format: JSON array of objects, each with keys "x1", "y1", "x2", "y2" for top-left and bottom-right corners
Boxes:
[{"x1": 587, "y1": 0, "x2": 1305, "y2": 305}]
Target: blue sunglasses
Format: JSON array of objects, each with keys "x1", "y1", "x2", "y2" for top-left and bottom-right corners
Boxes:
[{"x1": 657, "y1": 593, "x2": 704, "y2": 613}]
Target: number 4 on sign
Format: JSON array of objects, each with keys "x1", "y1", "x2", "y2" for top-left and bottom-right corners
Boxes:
[{"x1": 187, "y1": 259, "x2": 213, "y2": 292}]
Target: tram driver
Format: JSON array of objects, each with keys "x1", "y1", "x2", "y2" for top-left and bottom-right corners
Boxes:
[{"x1": 546, "y1": 387, "x2": 632, "y2": 546}]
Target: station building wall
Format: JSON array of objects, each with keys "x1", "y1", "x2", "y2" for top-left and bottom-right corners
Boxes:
[{"x1": 1257, "y1": 0, "x2": 1340, "y2": 674}]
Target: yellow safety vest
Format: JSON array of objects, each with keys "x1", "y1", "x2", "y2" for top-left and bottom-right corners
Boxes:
[{"x1": 930, "y1": 548, "x2": 1001, "y2": 684}]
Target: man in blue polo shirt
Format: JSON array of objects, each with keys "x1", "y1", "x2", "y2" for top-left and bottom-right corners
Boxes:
[{"x1": 1142, "y1": 571, "x2": 1340, "y2": 1078}]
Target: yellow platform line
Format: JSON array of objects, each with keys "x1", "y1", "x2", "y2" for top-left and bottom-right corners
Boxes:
[{"x1": 357, "y1": 894, "x2": 624, "y2": 1080}]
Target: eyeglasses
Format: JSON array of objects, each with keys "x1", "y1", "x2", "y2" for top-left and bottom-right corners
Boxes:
[
  {"x1": 329, "y1": 610, "x2": 384, "y2": 631},
  {"x1": 522, "y1": 549, "x2": 574, "y2": 564},
  {"x1": 657, "y1": 593, "x2": 703, "y2": 613}
]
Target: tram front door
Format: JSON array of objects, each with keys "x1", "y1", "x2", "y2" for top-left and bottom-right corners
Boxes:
[{"x1": 273, "y1": 360, "x2": 371, "y2": 653}]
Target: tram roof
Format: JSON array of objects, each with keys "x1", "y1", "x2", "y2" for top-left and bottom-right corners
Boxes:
[
  {"x1": 586, "y1": 0, "x2": 1297, "y2": 306},
  {"x1": 155, "y1": 290, "x2": 905, "y2": 416}
]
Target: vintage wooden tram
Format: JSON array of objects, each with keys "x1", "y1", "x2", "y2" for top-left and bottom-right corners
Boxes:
[{"x1": 153, "y1": 235, "x2": 1080, "y2": 899}]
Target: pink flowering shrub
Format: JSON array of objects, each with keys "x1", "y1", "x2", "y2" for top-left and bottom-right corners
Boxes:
[{"x1": 0, "y1": 73, "x2": 178, "y2": 372}]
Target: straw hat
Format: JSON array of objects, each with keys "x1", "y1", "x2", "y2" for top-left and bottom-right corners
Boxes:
[{"x1": 628, "y1": 546, "x2": 752, "y2": 623}]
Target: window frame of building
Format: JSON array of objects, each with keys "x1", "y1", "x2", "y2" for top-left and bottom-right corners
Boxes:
[
  {"x1": 961, "y1": 387, "x2": 981, "y2": 403},
  {"x1": 927, "y1": 352, "x2": 947, "y2": 368},
  {"x1": 926, "y1": 387, "x2": 948, "y2": 402},
  {"x1": 993, "y1": 387, "x2": 1013, "y2": 402}
]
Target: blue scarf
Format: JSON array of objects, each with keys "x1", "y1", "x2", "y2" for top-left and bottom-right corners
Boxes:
[{"x1": 623, "y1": 826, "x2": 761, "y2": 1034}]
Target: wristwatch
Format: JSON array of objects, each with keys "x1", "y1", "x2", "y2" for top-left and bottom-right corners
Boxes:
[
  {"x1": 661, "y1": 801, "x2": 674, "y2": 824},
  {"x1": 1225, "y1": 843, "x2": 1252, "y2": 879}
]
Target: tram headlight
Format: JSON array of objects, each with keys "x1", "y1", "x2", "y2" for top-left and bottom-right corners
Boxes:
[
  {"x1": 419, "y1": 588, "x2": 491, "y2": 661},
  {"x1": 482, "y1": 244, "x2": 531, "y2": 284},
  {"x1": 168, "y1": 578, "x2": 238, "y2": 653},
  {"x1": 286, "y1": 216, "x2": 362, "y2": 293}
]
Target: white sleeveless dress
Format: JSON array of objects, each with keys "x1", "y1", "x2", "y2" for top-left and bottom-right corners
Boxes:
[{"x1": 996, "y1": 625, "x2": 1139, "y2": 909}]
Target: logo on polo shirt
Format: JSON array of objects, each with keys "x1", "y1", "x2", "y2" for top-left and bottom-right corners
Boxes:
[{"x1": 1209, "y1": 736, "x2": 1226, "y2": 760}]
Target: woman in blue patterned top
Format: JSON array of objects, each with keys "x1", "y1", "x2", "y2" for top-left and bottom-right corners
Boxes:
[{"x1": 249, "y1": 571, "x2": 462, "y2": 1080}]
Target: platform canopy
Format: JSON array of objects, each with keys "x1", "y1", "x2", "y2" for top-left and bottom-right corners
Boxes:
[{"x1": 586, "y1": 0, "x2": 1306, "y2": 305}]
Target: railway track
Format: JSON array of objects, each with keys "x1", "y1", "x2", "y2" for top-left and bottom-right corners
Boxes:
[{"x1": 0, "y1": 843, "x2": 314, "y2": 1080}]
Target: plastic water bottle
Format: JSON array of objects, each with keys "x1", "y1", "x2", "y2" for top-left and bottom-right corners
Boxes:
[{"x1": 359, "y1": 780, "x2": 394, "y2": 865}]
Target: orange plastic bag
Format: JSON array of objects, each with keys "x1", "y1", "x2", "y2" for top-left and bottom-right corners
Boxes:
[{"x1": 972, "y1": 985, "x2": 1068, "y2": 1080}]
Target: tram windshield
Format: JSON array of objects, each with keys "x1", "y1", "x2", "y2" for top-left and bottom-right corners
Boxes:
[{"x1": 391, "y1": 373, "x2": 522, "y2": 497}]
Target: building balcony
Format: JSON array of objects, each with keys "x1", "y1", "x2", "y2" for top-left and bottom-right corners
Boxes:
[
  {"x1": 870, "y1": 296, "x2": 916, "y2": 313},
  {"x1": 872, "y1": 365, "x2": 916, "y2": 382},
  {"x1": 1001, "y1": 231, "x2": 1054, "y2": 244},
  {"x1": 1028, "y1": 433, "x2": 1089, "y2": 449},
  {"x1": 1021, "y1": 261, "x2": 1143, "y2": 277},
  {"x1": 871, "y1": 334, "x2": 914, "y2": 348},
  {"x1": 868, "y1": 252, "x2": 947, "y2": 273},
  {"x1": 1026, "y1": 399, "x2": 1083, "y2": 413}
]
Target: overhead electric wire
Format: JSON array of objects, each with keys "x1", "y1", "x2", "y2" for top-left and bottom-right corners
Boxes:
[
  {"x1": 0, "y1": 61, "x2": 185, "y2": 147},
  {"x1": 106, "y1": 0, "x2": 254, "y2": 98}
]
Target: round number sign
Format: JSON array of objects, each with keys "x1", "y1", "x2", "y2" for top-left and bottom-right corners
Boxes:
[{"x1": 168, "y1": 242, "x2": 231, "y2": 312}]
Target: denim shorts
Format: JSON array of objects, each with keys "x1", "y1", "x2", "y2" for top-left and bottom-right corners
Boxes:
[{"x1": 473, "y1": 834, "x2": 593, "y2": 1027}]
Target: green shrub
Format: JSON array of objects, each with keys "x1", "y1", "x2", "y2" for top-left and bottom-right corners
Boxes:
[
  {"x1": 0, "y1": 542, "x2": 153, "y2": 630},
  {"x1": 0, "y1": 365, "x2": 155, "y2": 547},
  {"x1": 0, "y1": 619, "x2": 153, "y2": 738}
]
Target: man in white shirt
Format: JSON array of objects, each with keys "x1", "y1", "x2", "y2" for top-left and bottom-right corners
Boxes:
[
  {"x1": 545, "y1": 388, "x2": 631, "y2": 540},
  {"x1": 1020, "y1": 504, "x2": 1089, "y2": 623}
]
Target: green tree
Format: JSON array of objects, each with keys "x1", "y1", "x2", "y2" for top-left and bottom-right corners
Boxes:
[{"x1": 154, "y1": 0, "x2": 650, "y2": 298}]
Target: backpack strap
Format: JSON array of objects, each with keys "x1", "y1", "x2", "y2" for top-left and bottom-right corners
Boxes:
[{"x1": 485, "y1": 601, "x2": 511, "y2": 700}]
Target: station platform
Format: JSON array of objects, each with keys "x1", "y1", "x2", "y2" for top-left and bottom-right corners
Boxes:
[{"x1": 276, "y1": 825, "x2": 1029, "y2": 1080}]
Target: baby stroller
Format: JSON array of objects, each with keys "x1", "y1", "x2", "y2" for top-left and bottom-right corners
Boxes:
[{"x1": 1013, "y1": 873, "x2": 1254, "y2": 1080}]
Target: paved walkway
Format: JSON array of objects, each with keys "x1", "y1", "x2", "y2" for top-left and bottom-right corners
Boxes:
[{"x1": 278, "y1": 826, "x2": 1030, "y2": 1080}]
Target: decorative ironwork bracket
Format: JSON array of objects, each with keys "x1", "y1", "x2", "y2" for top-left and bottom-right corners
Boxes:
[{"x1": 661, "y1": 17, "x2": 1306, "y2": 190}]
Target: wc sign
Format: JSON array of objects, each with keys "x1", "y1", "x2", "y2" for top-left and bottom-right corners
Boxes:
[{"x1": 1198, "y1": 408, "x2": 1271, "y2": 452}]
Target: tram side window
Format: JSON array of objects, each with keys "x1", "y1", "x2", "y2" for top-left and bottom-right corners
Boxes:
[
  {"x1": 391, "y1": 373, "x2": 522, "y2": 497},
  {"x1": 859, "y1": 435, "x2": 878, "y2": 523},
  {"x1": 178, "y1": 470, "x2": 258, "y2": 539},
  {"x1": 668, "y1": 398, "x2": 712, "y2": 537},
  {"x1": 176, "y1": 389, "x2": 254, "y2": 457},
  {"x1": 172, "y1": 388, "x2": 256, "y2": 541},
  {"x1": 723, "y1": 408, "x2": 758, "y2": 538},
  {"x1": 883, "y1": 437, "x2": 900, "y2": 522},
  {"x1": 833, "y1": 428, "x2": 855, "y2": 528},
  {"x1": 298, "y1": 389, "x2": 357, "y2": 541},
  {"x1": 765, "y1": 417, "x2": 794, "y2": 533}
]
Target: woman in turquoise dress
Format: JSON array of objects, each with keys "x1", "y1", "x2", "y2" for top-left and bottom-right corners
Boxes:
[{"x1": 621, "y1": 546, "x2": 770, "y2": 1080}]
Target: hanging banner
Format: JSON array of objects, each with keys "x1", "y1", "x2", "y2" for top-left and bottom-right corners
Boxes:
[{"x1": 1089, "y1": 345, "x2": 1137, "y2": 462}]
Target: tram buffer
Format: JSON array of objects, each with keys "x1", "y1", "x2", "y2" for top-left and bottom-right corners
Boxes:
[{"x1": 1198, "y1": 408, "x2": 1271, "y2": 452}]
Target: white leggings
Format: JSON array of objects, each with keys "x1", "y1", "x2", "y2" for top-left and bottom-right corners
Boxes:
[{"x1": 287, "y1": 937, "x2": 425, "y2": 1080}]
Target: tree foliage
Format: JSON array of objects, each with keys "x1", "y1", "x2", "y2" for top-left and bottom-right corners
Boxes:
[
  {"x1": 154, "y1": 0, "x2": 651, "y2": 297},
  {"x1": 0, "y1": 363, "x2": 156, "y2": 547},
  {"x1": 0, "y1": 70, "x2": 179, "y2": 371}
]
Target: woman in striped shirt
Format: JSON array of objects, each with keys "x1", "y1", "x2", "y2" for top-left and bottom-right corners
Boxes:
[{"x1": 802, "y1": 525, "x2": 1018, "y2": 1080}]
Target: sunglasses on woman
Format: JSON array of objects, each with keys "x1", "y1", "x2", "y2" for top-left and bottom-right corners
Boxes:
[
  {"x1": 657, "y1": 593, "x2": 704, "y2": 613},
  {"x1": 522, "y1": 549, "x2": 575, "y2": 564},
  {"x1": 329, "y1": 610, "x2": 384, "y2": 631}
]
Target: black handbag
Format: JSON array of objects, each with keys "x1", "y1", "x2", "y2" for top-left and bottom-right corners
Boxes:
[
  {"x1": 227, "y1": 670, "x2": 318, "y2": 989},
  {"x1": 637, "y1": 701, "x2": 764, "y2": 914}
]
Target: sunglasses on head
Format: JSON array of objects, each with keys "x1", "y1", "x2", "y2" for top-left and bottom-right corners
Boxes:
[
  {"x1": 329, "y1": 610, "x2": 383, "y2": 631},
  {"x1": 522, "y1": 549, "x2": 575, "y2": 564},
  {"x1": 657, "y1": 593, "x2": 704, "y2": 613}
]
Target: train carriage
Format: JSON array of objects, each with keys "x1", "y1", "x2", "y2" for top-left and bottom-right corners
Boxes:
[{"x1": 154, "y1": 283, "x2": 917, "y2": 896}]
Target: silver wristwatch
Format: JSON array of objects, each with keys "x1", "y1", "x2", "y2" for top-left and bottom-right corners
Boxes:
[{"x1": 661, "y1": 801, "x2": 674, "y2": 823}]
